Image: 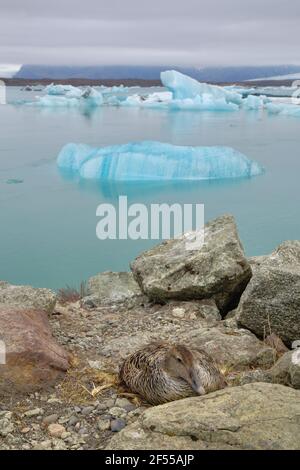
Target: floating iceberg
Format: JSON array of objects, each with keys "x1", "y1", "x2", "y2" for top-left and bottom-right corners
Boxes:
[
  {"x1": 27, "y1": 86, "x2": 103, "y2": 107},
  {"x1": 266, "y1": 102, "x2": 300, "y2": 117},
  {"x1": 243, "y1": 95, "x2": 265, "y2": 110},
  {"x1": 45, "y1": 83, "x2": 80, "y2": 96},
  {"x1": 33, "y1": 95, "x2": 82, "y2": 107},
  {"x1": 224, "y1": 85, "x2": 257, "y2": 97},
  {"x1": 161, "y1": 70, "x2": 243, "y2": 108},
  {"x1": 254, "y1": 86, "x2": 298, "y2": 97},
  {"x1": 57, "y1": 141, "x2": 264, "y2": 181},
  {"x1": 121, "y1": 91, "x2": 172, "y2": 108}
]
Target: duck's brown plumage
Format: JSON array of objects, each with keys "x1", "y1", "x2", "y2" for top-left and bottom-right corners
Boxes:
[{"x1": 119, "y1": 342, "x2": 226, "y2": 405}]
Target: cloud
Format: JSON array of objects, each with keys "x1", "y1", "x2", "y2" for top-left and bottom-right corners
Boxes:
[{"x1": 0, "y1": 0, "x2": 299, "y2": 66}]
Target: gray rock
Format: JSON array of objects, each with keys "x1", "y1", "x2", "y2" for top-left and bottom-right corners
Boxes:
[
  {"x1": 97, "y1": 419, "x2": 111, "y2": 432},
  {"x1": 237, "y1": 369, "x2": 272, "y2": 386},
  {"x1": 24, "y1": 408, "x2": 44, "y2": 418},
  {"x1": 0, "y1": 412, "x2": 14, "y2": 437},
  {"x1": 81, "y1": 406, "x2": 94, "y2": 416},
  {"x1": 115, "y1": 398, "x2": 134, "y2": 409},
  {"x1": 270, "y1": 350, "x2": 300, "y2": 389},
  {"x1": 131, "y1": 215, "x2": 251, "y2": 313},
  {"x1": 0, "y1": 281, "x2": 56, "y2": 313},
  {"x1": 43, "y1": 414, "x2": 59, "y2": 425},
  {"x1": 109, "y1": 407, "x2": 127, "y2": 419},
  {"x1": 111, "y1": 418, "x2": 126, "y2": 432},
  {"x1": 186, "y1": 326, "x2": 275, "y2": 369},
  {"x1": 107, "y1": 383, "x2": 300, "y2": 450},
  {"x1": 68, "y1": 416, "x2": 79, "y2": 426},
  {"x1": 82, "y1": 272, "x2": 145, "y2": 308},
  {"x1": 237, "y1": 241, "x2": 300, "y2": 346}
]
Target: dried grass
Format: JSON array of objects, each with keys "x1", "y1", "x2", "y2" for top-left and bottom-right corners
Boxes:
[
  {"x1": 58, "y1": 362, "x2": 120, "y2": 404},
  {"x1": 57, "y1": 281, "x2": 87, "y2": 305}
]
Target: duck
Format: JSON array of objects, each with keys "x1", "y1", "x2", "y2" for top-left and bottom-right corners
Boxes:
[{"x1": 119, "y1": 341, "x2": 226, "y2": 405}]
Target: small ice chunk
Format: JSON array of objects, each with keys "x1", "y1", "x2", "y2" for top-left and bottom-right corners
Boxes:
[
  {"x1": 266, "y1": 102, "x2": 300, "y2": 116},
  {"x1": 45, "y1": 83, "x2": 81, "y2": 96}
]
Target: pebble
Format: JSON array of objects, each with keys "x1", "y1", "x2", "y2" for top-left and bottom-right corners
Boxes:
[
  {"x1": 97, "y1": 419, "x2": 110, "y2": 432},
  {"x1": 32, "y1": 440, "x2": 52, "y2": 450},
  {"x1": 110, "y1": 418, "x2": 126, "y2": 432},
  {"x1": 109, "y1": 407, "x2": 127, "y2": 419},
  {"x1": 68, "y1": 415, "x2": 79, "y2": 426},
  {"x1": 78, "y1": 427, "x2": 88, "y2": 435},
  {"x1": 172, "y1": 307, "x2": 186, "y2": 318},
  {"x1": 43, "y1": 414, "x2": 58, "y2": 425},
  {"x1": 0, "y1": 418, "x2": 14, "y2": 437},
  {"x1": 115, "y1": 398, "x2": 133, "y2": 408},
  {"x1": 47, "y1": 398, "x2": 61, "y2": 404},
  {"x1": 24, "y1": 408, "x2": 44, "y2": 418},
  {"x1": 98, "y1": 398, "x2": 115, "y2": 410},
  {"x1": 81, "y1": 406, "x2": 94, "y2": 416},
  {"x1": 48, "y1": 423, "x2": 66, "y2": 438},
  {"x1": 20, "y1": 427, "x2": 30, "y2": 434}
]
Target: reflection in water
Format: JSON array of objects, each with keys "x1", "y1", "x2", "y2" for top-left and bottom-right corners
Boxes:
[{"x1": 58, "y1": 166, "x2": 254, "y2": 201}]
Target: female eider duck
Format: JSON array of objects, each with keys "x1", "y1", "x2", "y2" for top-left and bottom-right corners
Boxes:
[{"x1": 119, "y1": 342, "x2": 226, "y2": 405}]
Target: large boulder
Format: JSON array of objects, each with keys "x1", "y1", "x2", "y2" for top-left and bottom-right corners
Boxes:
[
  {"x1": 98, "y1": 314, "x2": 275, "y2": 371},
  {"x1": 82, "y1": 272, "x2": 145, "y2": 308},
  {"x1": 187, "y1": 327, "x2": 275, "y2": 369},
  {"x1": 131, "y1": 215, "x2": 251, "y2": 313},
  {"x1": 237, "y1": 241, "x2": 300, "y2": 345},
  {"x1": 107, "y1": 383, "x2": 300, "y2": 450},
  {"x1": 0, "y1": 281, "x2": 56, "y2": 313},
  {"x1": 0, "y1": 306, "x2": 71, "y2": 395}
]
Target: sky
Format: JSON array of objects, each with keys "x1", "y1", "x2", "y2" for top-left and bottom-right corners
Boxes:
[{"x1": 0, "y1": 0, "x2": 299, "y2": 75}]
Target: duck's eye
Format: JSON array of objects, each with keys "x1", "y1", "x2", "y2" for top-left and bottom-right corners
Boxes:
[{"x1": 176, "y1": 357, "x2": 182, "y2": 363}]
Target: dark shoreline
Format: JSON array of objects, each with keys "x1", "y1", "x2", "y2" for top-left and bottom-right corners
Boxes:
[
  {"x1": 1, "y1": 78, "x2": 162, "y2": 87},
  {"x1": 1, "y1": 77, "x2": 297, "y2": 87}
]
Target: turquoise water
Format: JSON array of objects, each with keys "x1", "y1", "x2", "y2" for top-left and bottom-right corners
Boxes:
[{"x1": 0, "y1": 87, "x2": 299, "y2": 289}]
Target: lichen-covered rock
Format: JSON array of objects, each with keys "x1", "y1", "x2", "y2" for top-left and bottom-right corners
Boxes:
[
  {"x1": 107, "y1": 383, "x2": 300, "y2": 450},
  {"x1": 235, "y1": 369, "x2": 272, "y2": 386},
  {"x1": 0, "y1": 281, "x2": 56, "y2": 313},
  {"x1": 82, "y1": 272, "x2": 145, "y2": 308},
  {"x1": 99, "y1": 320, "x2": 275, "y2": 371},
  {"x1": 237, "y1": 241, "x2": 300, "y2": 346},
  {"x1": 0, "y1": 306, "x2": 71, "y2": 395},
  {"x1": 187, "y1": 327, "x2": 275, "y2": 369},
  {"x1": 131, "y1": 215, "x2": 251, "y2": 313},
  {"x1": 270, "y1": 350, "x2": 300, "y2": 389}
]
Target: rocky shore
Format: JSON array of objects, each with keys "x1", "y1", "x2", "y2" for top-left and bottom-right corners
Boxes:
[{"x1": 0, "y1": 214, "x2": 299, "y2": 450}]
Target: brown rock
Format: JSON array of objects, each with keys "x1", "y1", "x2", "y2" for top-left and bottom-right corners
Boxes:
[
  {"x1": 0, "y1": 306, "x2": 71, "y2": 395},
  {"x1": 48, "y1": 423, "x2": 65, "y2": 438}
]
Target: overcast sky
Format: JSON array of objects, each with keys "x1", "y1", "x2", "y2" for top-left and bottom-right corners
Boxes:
[{"x1": 0, "y1": 0, "x2": 299, "y2": 74}]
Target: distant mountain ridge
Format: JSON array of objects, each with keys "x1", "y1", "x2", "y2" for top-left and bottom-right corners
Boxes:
[{"x1": 14, "y1": 64, "x2": 300, "y2": 82}]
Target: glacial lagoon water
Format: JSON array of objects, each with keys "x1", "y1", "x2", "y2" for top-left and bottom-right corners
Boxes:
[{"x1": 0, "y1": 86, "x2": 299, "y2": 289}]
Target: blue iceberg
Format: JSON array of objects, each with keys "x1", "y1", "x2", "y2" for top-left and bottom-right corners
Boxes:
[
  {"x1": 161, "y1": 70, "x2": 242, "y2": 109},
  {"x1": 57, "y1": 141, "x2": 264, "y2": 181},
  {"x1": 243, "y1": 95, "x2": 266, "y2": 110},
  {"x1": 266, "y1": 102, "x2": 300, "y2": 117},
  {"x1": 27, "y1": 86, "x2": 103, "y2": 107},
  {"x1": 45, "y1": 83, "x2": 80, "y2": 96}
]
